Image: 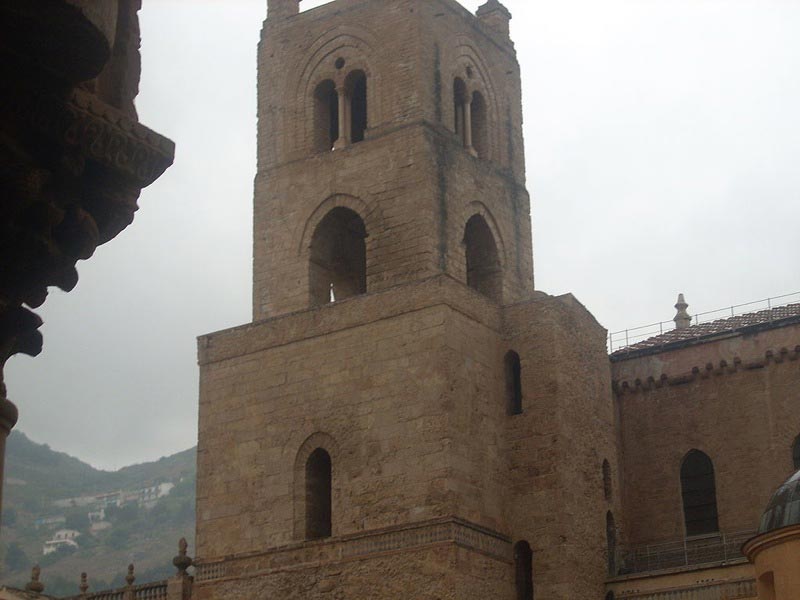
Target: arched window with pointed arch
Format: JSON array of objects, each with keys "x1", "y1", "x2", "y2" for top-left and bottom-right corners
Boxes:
[
  {"x1": 680, "y1": 450, "x2": 720, "y2": 536},
  {"x1": 309, "y1": 207, "x2": 367, "y2": 306},
  {"x1": 313, "y1": 79, "x2": 339, "y2": 152},
  {"x1": 505, "y1": 350, "x2": 522, "y2": 415},
  {"x1": 305, "y1": 448, "x2": 332, "y2": 540},
  {"x1": 464, "y1": 214, "x2": 502, "y2": 302},
  {"x1": 793, "y1": 435, "x2": 800, "y2": 470},
  {"x1": 514, "y1": 540, "x2": 533, "y2": 600}
]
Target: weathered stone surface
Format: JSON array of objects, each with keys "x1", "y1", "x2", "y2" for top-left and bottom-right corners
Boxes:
[{"x1": 197, "y1": 1, "x2": 614, "y2": 598}]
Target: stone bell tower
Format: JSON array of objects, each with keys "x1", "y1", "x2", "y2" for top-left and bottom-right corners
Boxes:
[{"x1": 194, "y1": 0, "x2": 616, "y2": 598}]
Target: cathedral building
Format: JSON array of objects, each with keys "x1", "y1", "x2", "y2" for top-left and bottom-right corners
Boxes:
[{"x1": 186, "y1": 1, "x2": 799, "y2": 599}]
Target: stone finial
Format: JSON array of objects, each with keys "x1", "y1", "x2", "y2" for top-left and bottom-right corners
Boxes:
[
  {"x1": 25, "y1": 565, "x2": 45, "y2": 594},
  {"x1": 674, "y1": 293, "x2": 692, "y2": 329},
  {"x1": 476, "y1": 0, "x2": 512, "y2": 37},
  {"x1": 173, "y1": 537, "x2": 193, "y2": 575},
  {"x1": 126, "y1": 563, "x2": 136, "y2": 587},
  {"x1": 79, "y1": 572, "x2": 89, "y2": 594}
]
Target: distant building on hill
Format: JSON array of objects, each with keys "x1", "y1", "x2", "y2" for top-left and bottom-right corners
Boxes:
[{"x1": 42, "y1": 530, "x2": 80, "y2": 556}]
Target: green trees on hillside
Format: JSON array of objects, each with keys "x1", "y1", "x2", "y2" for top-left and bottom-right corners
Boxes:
[{"x1": 5, "y1": 542, "x2": 30, "y2": 571}]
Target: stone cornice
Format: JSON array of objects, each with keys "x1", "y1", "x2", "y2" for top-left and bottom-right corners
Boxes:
[
  {"x1": 197, "y1": 274, "x2": 505, "y2": 366},
  {"x1": 612, "y1": 346, "x2": 800, "y2": 396},
  {"x1": 193, "y1": 516, "x2": 511, "y2": 584},
  {"x1": 742, "y1": 523, "x2": 800, "y2": 560},
  {"x1": 4, "y1": 86, "x2": 175, "y2": 190}
]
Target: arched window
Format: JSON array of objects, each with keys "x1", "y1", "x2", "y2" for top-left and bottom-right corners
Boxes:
[
  {"x1": 305, "y1": 448, "x2": 332, "y2": 540},
  {"x1": 793, "y1": 435, "x2": 800, "y2": 470},
  {"x1": 513, "y1": 540, "x2": 533, "y2": 600},
  {"x1": 505, "y1": 350, "x2": 522, "y2": 415},
  {"x1": 464, "y1": 214, "x2": 502, "y2": 302},
  {"x1": 606, "y1": 511, "x2": 617, "y2": 576},
  {"x1": 757, "y1": 572, "x2": 776, "y2": 600},
  {"x1": 603, "y1": 460, "x2": 612, "y2": 501},
  {"x1": 471, "y1": 90, "x2": 488, "y2": 158},
  {"x1": 313, "y1": 79, "x2": 339, "y2": 152},
  {"x1": 453, "y1": 77, "x2": 467, "y2": 144},
  {"x1": 605, "y1": 593, "x2": 615, "y2": 600},
  {"x1": 309, "y1": 207, "x2": 367, "y2": 306},
  {"x1": 346, "y1": 70, "x2": 367, "y2": 144},
  {"x1": 680, "y1": 450, "x2": 720, "y2": 537}
]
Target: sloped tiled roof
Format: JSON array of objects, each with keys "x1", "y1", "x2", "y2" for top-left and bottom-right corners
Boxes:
[{"x1": 611, "y1": 303, "x2": 800, "y2": 359}]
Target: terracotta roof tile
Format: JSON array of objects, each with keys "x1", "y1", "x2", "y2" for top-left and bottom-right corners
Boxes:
[{"x1": 611, "y1": 303, "x2": 800, "y2": 358}]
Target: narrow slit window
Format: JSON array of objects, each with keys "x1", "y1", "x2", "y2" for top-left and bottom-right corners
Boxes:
[
  {"x1": 505, "y1": 350, "x2": 522, "y2": 415},
  {"x1": 792, "y1": 434, "x2": 800, "y2": 470},
  {"x1": 680, "y1": 450, "x2": 720, "y2": 537},
  {"x1": 305, "y1": 448, "x2": 332, "y2": 540},
  {"x1": 514, "y1": 540, "x2": 533, "y2": 600}
]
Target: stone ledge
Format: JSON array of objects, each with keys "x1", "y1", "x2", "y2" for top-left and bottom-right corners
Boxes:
[
  {"x1": 197, "y1": 275, "x2": 505, "y2": 365},
  {"x1": 193, "y1": 516, "x2": 511, "y2": 584}
]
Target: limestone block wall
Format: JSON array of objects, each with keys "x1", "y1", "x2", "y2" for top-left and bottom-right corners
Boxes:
[
  {"x1": 197, "y1": 277, "x2": 615, "y2": 598},
  {"x1": 613, "y1": 324, "x2": 800, "y2": 546},
  {"x1": 417, "y1": 0, "x2": 526, "y2": 179},
  {"x1": 198, "y1": 302, "x2": 453, "y2": 557},
  {"x1": 193, "y1": 542, "x2": 513, "y2": 600},
  {"x1": 253, "y1": 0, "x2": 531, "y2": 321},
  {"x1": 503, "y1": 294, "x2": 618, "y2": 599},
  {"x1": 253, "y1": 128, "x2": 441, "y2": 319},
  {"x1": 435, "y1": 130, "x2": 534, "y2": 308}
]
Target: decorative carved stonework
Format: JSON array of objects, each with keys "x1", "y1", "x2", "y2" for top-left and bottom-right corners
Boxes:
[{"x1": 0, "y1": 0, "x2": 174, "y2": 519}]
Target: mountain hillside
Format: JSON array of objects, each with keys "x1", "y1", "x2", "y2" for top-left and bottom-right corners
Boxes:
[{"x1": 0, "y1": 431, "x2": 196, "y2": 597}]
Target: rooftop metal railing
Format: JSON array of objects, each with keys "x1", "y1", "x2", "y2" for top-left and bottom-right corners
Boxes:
[
  {"x1": 618, "y1": 529, "x2": 756, "y2": 574},
  {"x1": 615, "y1": 578, "x2": 756, "y2": 600},
  {"x1": 608, "y1": 291, "x2": 800, "y2": 353}
]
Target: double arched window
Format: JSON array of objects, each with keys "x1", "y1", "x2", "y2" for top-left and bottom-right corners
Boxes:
[
  {"x1": 313, "y1": 69, "x2": 368, "y2": 152},
  {"x1": 680, "y1": 450, "x2": 720, "y2": 537},
  {"x1": 309, "y1": 207, "x2": 367, "y2": 306},
  {"x1": 453, "y1": 77, "x2": 488, "y2": 158}
]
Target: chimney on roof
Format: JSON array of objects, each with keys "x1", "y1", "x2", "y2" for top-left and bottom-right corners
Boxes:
[{"x1": 674, "y1": 293, "x2": 691, "y2": 329}]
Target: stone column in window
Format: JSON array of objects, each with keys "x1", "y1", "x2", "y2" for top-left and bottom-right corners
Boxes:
[
  {"x1": 334, "y1": 85, "x2": 350, "y2": 150},
  {"x1": 463, "y1": 95, "x2": 477, "y2": 157}
]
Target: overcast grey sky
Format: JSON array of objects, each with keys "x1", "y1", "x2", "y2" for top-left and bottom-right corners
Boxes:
[{"x1": 6, "y1": 0, "x2": 800, "y2": 470}]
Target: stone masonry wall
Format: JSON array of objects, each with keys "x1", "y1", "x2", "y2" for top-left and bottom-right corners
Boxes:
[
  {"x1": 253, "y1": 0, "x2": 531, "y2": 320},
  {"x1": 613, "y1": 323, "x2": 800, "y2": 546},
  {"x1": 504, "y1": 294, "x2": 617, "y2": 599}
]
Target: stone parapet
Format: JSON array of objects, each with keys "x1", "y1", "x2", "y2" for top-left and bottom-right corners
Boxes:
[{"x1": 195, "y1": 516, "x2": 510, "y2": 585}]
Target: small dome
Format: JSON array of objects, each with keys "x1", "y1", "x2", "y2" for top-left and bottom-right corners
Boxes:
[{"x1": 759, "y1": 469, "x2": 800, "y2": 534}]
